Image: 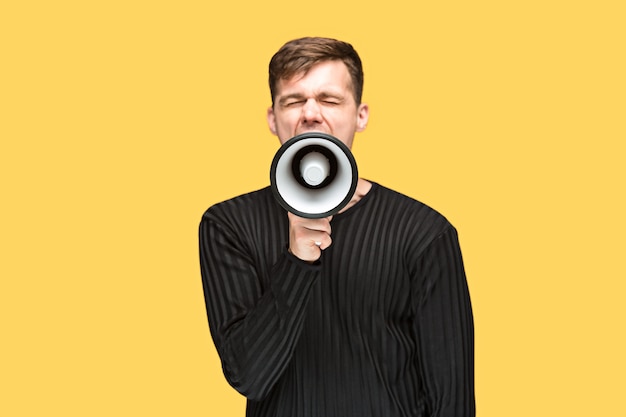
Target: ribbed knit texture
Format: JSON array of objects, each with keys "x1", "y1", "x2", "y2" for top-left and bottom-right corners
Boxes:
[{"x1": 199, "y1": 182, "x2": 474, "y2": 417}]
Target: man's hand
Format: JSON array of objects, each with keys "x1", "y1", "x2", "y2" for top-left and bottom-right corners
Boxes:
[{"x1": 288, "y1": 212, "x2": 333, "y2": 262}]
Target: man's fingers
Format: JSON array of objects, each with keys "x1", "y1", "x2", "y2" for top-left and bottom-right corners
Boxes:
[
  {"x1": 309, "y1": 232, "x2": 332, "y2": 250},
  {"x1": 288, "y1": 213, "x2": 333, "y2": 261}
]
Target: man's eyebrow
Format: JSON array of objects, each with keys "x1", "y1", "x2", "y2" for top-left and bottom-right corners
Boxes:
[
  {"x1": 278, "y1": 93, "x2": 306, "y2": 105},
  {"x1": 317, "y1": 92, "x2": 344, "y2": 101}
]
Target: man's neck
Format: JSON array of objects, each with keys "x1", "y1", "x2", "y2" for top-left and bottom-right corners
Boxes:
[{"x1": 338, "y1": 178, "x2": 372, "y2": 214}]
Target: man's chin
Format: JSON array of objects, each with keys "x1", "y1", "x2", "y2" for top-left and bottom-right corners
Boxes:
[{"x1": 294, "y1": 129, "x2": 330, "y2": 138}]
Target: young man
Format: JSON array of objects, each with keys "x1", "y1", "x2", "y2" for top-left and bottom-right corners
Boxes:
[{"x1": 200, "y1": 37, "x2": 475, "y2": 417}]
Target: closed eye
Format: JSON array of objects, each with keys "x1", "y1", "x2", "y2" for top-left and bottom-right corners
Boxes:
[
  {"x1": 279, "y1": 94, "x2": 306, "y2": 107},
  {"x1": 319, "y1": 93, "x2": 343, "y2": 105}
]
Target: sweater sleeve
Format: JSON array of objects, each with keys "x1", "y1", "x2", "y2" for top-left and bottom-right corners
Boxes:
[
  {"x1": 199, "y1": 214, "x2": 320, "y2": 400},
  {"x1": 412, "y1": 226, "x2": 475, "y2": 417}
]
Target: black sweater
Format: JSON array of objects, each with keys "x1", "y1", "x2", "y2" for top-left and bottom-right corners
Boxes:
[{"x1": 199, "y1": 182, "x2": 474, "y2": 417}]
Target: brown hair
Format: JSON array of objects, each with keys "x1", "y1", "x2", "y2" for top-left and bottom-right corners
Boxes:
[{"x1": 269, "y1": 37, "x2": 364, "y2": 106}]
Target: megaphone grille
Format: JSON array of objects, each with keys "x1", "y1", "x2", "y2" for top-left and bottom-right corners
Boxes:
[
  {"x1": 270, "y1": 133, "x2": 358, "y2": 218},
  {"x1": 291, "y1": 145, "x2": 338, "y2": 189}
]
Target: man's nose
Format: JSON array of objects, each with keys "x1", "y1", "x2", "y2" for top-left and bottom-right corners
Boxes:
[{"x1": 302, "y1": 99, "x2": 322, "y2": 123}]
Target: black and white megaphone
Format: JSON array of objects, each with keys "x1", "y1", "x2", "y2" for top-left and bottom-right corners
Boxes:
[{"x1": 270, "y1": 132, "x2": 358, "y2": 219}]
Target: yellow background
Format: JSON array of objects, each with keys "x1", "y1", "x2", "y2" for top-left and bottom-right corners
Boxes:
[{"x1": 1, "y1": 1, "x2": 624, "y2": 416}]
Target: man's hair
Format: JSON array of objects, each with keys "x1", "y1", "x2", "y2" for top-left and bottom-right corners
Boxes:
[{"x1": 269, "y1": 37, "x2": 364, "y2": 106}]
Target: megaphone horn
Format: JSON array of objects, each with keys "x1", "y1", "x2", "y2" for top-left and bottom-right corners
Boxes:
[{"x1": 270, "y1": 133, "x2": 358, "y2": 219}]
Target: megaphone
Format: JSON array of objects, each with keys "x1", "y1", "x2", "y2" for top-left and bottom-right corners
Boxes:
[{"x1": 270, "y1": 132, "x2": 358, "y2": 219}]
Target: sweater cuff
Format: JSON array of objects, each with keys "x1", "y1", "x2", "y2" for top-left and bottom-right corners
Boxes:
[{"x1": 283, "y1": 245, "x2": 323, "y2": 269}]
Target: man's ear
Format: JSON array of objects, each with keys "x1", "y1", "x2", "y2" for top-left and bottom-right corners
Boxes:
[
  {"x1": 356, "y1": 103, "x2": 370, "y2": 132},
  {"x1": 267, "y1": 107, "x2": 277, "y2": 135}
]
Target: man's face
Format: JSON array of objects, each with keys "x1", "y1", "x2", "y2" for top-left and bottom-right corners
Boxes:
[{"x1": 267, "y1": 60, "x2": 369, "y2": 149}]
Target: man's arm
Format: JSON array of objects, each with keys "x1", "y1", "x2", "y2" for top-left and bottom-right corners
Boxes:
[
  {"x1": 199, "y1": 214, "x2": 320, "y2": 400},
  {"x1": 412, "y1": 226, "x2": 475, "y2": 416}
]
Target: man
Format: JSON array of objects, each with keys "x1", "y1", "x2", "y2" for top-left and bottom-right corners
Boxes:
[{"x1": 200, "y1": 37, "x2": 475, "y2": 417}]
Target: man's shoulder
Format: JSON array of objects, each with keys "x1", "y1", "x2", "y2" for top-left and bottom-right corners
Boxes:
[
  {"x1": 364, "y1": 183, "x2": 454, "y2": 241},
  {"x1": 368, "y1": 182, "x2": 459, "y2": 255},
  {"x1": 211, "y1": 186, "x2": 273, "y2": 207},
  {"x1": 201, "y1": 186, "x2": 275, "y2": 223},
  {"x1": 372, "y1": 183, "x2": 450, "y2": 226}
]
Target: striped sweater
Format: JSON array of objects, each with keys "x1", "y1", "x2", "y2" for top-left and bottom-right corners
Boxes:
[{"x1": 199, "y1": 182, "x2": 474, "y2": 417}]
